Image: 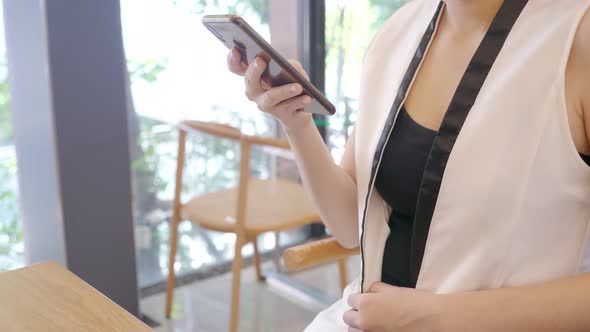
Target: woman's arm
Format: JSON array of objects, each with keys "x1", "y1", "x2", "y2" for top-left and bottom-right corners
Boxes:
[
  {"x1": 227, "y1": 49, "x2": 359, "y2": 248},
  {"x1": 284, "y1": 122, "x2": 359, "y2": 248},
  {"x1": 343, "y1": 274, "x2": 590, "y2": 332},
  {"x1": 438, "y1": 273, "x2": 590, "y2": 332}
]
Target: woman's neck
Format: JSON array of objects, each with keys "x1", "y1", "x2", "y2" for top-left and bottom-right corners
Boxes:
[{"x1": 443, "y1": 0, "x2": 505, "y2": 33}]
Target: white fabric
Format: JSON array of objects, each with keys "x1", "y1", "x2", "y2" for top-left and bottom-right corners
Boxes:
[{"x1": 306, "y1": 0, "x2": 590, "y2": 330}]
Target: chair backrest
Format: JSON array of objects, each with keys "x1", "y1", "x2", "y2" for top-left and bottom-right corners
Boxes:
[
  {"x1": 173, "y1": 120, "x2": 291, "y2": 232},
  {"x1": 179, "y1": 121, "x2": 291, "y2": 150}
]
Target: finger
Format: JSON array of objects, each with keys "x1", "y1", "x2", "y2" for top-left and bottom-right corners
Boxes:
[
  {"x1": 257, "y1": 83, "x2": 304, "y2": 108},
  {"x1": 347, "y1": 293, "x2": 363, "y2": 310},
  {"x1": 348, "y1": 328, "x2": 364, "y2": 332},
  {"x1": 244, "y1": 57, "x2": 266, "y2": 100},
  {"x1": 288, "y1": 59, "x2": 309, "y2": 81},
  {"x1": 343, "y1": 309, "x2": 363, "y2": 330},
  {"x1": 261, "y1": 79, "x2": 272, "y2": 90},
  {"x1": 227, "y1": 48, "x2": 247, "y2": 76},
  {"x1": 368, "y1": 281, "x2": 396, "y2": 293},
  {"x1": 273, "y1": 95, "x2": 312, "y2": 113}
]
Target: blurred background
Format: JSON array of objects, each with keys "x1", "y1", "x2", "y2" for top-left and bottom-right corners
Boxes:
[{"x1": 0, "y1": 0, "x2": 409, "y2": 331}]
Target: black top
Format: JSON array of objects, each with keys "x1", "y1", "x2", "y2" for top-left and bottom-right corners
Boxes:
[
  {"x1": 375, "y1": 107, "x2": 437, "y2": 216},
  {"x1": 375, "y1": 106, "x2": 590, "y2": 288},
  {"x1": 375, "y1": 106, "x2": 437, "y2": 288}
]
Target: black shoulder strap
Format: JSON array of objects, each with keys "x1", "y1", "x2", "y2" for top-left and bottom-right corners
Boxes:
[{"x1": 410, "y1": 0, "x2": 530, "y2": 285}]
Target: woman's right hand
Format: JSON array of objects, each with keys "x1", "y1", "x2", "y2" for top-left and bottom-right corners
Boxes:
[
  {"x1": 227, "y1": 49, "x2": 360, "y2": 249},
  {"x1": 226, "y1": 48, "x2": 314, "y2": 132}
]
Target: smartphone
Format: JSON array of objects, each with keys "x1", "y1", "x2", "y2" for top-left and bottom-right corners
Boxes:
[{"x1": 202, "y1": 14, "x2": 336, "y2": 116}]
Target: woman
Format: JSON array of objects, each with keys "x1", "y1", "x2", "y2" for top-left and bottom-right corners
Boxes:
[{"x1": 228, "y1": 0, "x2": 590, "y2": 331}]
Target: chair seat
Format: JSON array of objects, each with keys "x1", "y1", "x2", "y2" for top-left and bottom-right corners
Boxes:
[{"x1": 181, "y1": 179, "x2": 320, "y2": 234}]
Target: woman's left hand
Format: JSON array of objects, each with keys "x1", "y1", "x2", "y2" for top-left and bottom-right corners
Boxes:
[{"x1": 344, "y1": 281, "x2": 443, "y2": 332}]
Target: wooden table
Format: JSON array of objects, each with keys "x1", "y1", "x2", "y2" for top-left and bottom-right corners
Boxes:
[{"x1": 0, "y1": 261, "x2": 152, "y2": 332}]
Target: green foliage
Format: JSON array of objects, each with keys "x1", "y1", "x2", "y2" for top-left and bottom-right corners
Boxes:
[
  {"x1": 129, "y1": 0, "x2": 274, "y2": 223},
  {"x1": 133, "y1": 110, "x2": 273, "y2": 206},
  {"x1": 0, "y1": 55, "x2": 23, "y2": 271},
  {"x1": 323, "y1": 0, "x2": 410, "y2": 155},
  {"x1": 127, "y1": 58, "x2": 170, "y2": 217},
  {"x1": 126, "y1": 56, "x2": 273, "y2": 223},
  {"x1": 128, "y1": 59, "x2": 169, "y2": 83},
  {"x1": 132, "y1": 118, "x2": 173, "y2": 202},
  {"x1": 0, "y1": 58, "x2": 12, "y2": 146},
  {"x1": 368, "y1": 0, "x2": 410, "y2": 29},
  {"x1": 0, "y1": 155, "x2": 23, "y2": 271}
]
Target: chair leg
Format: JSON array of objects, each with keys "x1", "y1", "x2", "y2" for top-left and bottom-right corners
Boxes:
[
  {"x1": 273, "y1": 231, "x2": 282, "y2": 272},
  {"x1": 165, "y1": 220, "x2": 180, "y2": 318},
  {"x1": 230, "y1": 234, "x2": 246, "y2": 332},
  {"x1": 252, "y1": 237, "x2": 265, "y2": 282},
  {"x1": 337, "y1": 258, "x2": 348, "y2": 292}
]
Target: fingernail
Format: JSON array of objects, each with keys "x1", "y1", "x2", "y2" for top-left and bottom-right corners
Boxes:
[
  {"x1": 291, "y1": 85, "x2": 300, "y2": 93},
  {"x1": 303, "y1": 96, "x2": 312, "y2": 104},
  {"x1": 228, "y1": 51, "x2": 234, "y2": 60},
  {"x1": 254, "y1": 59, "x2": 260, "y2": 68}
]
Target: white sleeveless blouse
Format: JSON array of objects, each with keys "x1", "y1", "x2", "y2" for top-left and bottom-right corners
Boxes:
[{"x1": 306, "y1": 0, "x2": 590, "y2": 330}]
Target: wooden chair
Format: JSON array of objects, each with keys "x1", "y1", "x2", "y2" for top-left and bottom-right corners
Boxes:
[
  {"x1": 283, "y1": 238, "x2": 359, "y2": 291},
  {"x1": 165, "y1": 120, "x2": 321, "y2": 332}
]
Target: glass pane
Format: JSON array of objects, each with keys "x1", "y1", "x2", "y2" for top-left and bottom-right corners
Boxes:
[
  {"x1": 122, "y1": 0, "x2": 307, "y2": 287},
  {"x1": 0, "y1": 2, "x2": 24, "y2": 272},
  {"x1": 324, "y1": 0, "x2": 410, "y2": 161}
]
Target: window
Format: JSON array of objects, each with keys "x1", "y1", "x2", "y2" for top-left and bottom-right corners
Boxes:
[
  {"x1": 122, "y1": 0, "x2": 307, "y2": 288},
  {"x1": 0, "y1": 2, "x2": 24, "y2": 272},
  {"x1": 324, "y1": 0, "x2": 410, "y2": 160}
]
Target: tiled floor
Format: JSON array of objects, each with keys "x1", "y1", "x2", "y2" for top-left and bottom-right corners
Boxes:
[{"x1": 141, "y1": 257, "x2": 360, "y2": 332}]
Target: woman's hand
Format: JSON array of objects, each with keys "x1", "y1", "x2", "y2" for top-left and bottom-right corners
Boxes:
[
  {"x1": 226, "y1": 48, "x2": 314, "y2": 132},
  {"x1": 344, "y1": 282, "x2": 443, "y2": 332}
]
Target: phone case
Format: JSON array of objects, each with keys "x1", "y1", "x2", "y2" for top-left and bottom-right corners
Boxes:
[{"x1": 202, "y1": 15, "x2": 335, "y2": 116}]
